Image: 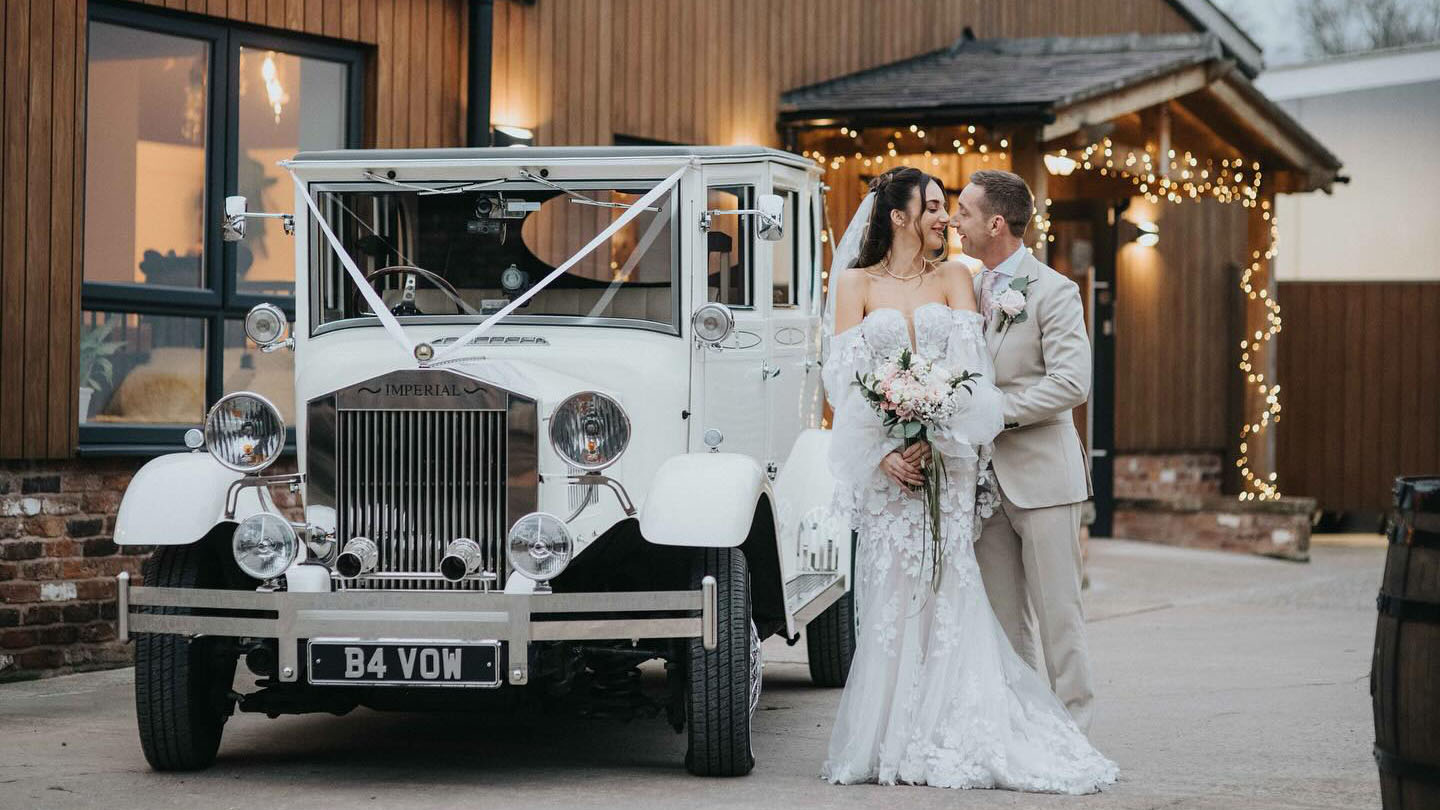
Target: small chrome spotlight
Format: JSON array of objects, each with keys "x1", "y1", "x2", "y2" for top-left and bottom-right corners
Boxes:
[
  {"x1": 335, "y1": 536, "x2": 378, "y2": 579},
  {"x1": 440, "y1": 538, "x2": 483, "y2": 582}
]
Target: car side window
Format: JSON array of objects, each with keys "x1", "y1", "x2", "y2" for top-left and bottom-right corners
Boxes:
[
  {"x1": 772, "y1": 190, "x2": 799, "y2": 308},
  {"x1": 706, "y1": 185, "x2": 752, "y2": 308}
]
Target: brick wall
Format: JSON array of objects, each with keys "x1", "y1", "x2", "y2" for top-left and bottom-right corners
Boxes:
[
  {"x1": 1114, "y1": 452, "x2": 1224, "y2": 500},
  {"x1": 1112, "y1": 494, "x2": 1316, "y2": 561},
  {"x1": 0, "y1": 457, "x2": 300, "y2": 682},
  {"x1": 0, "y1": 460, "x2": 147, "y2": 680}
]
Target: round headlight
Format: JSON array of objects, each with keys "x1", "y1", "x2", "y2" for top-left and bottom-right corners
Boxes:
[
  {"x1": 549, "y1": 392, "x2": 629, "y2": 471},
  {"x1": 243, "y1": 303, "x2": 288, "y2": 346},
  {"x1": 233, "y1": 513, "x2": 300, "y2": 580},
  {"x1": 205, "y1": 392, "x2": 285, "y2": 473},
  {"x1": 692, "y1": 303, "x2": 735, "y2": 344},
  {"x1": 506, "y1": 512, "x2": 573, "y2": 581}
]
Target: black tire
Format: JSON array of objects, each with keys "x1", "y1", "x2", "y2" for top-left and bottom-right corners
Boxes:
[
  {"x1": 685, "y1": 547, "x2": 757, "y2": 777},
  {"x1": 805, "y1": 591, "x2": 855, "y2": 687},
  {"x1": 135, "y1": 544, "x2": 238, "y2": 771}
]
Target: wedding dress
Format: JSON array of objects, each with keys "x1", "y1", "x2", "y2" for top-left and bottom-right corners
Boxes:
[{"x1": 818, "y1": 299, "x2": 1118, "y2": 793}]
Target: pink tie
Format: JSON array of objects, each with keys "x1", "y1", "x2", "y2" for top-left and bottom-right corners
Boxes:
[{"x1": 982, "y1": 269, "x2": 1004, "y2": 329}]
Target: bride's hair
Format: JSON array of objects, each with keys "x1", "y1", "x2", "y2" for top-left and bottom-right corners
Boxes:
[{"x1": 853, "y1": 167, "x2": 946, "y2": 270}]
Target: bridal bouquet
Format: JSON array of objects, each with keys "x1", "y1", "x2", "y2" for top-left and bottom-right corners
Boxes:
[{"x1": 855, "y1": 347, "x2": 980, "y2": 590}]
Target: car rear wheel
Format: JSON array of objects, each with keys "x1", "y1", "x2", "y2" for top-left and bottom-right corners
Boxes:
[
  {"x1": 135, "y1": 544, "x2": 238, "y2": 771},
  {"x1": 685, "y1": 547, "x2": 758, "y2": 776},
  {"x1": 805, "y1": 590, "x2": 856, "y2": 687}
]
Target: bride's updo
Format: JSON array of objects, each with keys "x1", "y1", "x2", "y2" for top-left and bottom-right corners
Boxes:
[{"x1": 853, "y1": 167, "x2": 943, "y2": 270}]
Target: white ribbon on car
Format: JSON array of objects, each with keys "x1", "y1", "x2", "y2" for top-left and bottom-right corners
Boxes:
[
  {"x1": 288, "y1": 170, "x2": 415, "y2": 355},
  {"x1": 287, "y1": 160, "x2": 692, "y2": 364},
  {"x1": 432, "y1": 161, "x2": 691, "y2": 361}
]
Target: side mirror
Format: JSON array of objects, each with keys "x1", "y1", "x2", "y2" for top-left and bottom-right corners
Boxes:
[
  {"x1": 222, "y1": 195, "x2": 295, "y2": 242},
  {"x1": 756, "y1": 193, "x2": 784, "y2": 241},
  {"x1": 223, "y1": 196, "x2": 248, "y2": 242}
]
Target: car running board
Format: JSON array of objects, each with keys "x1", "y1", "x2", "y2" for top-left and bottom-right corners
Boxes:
[{"x1": 784, "y1": 572, "x2": 846, "y2": 628}]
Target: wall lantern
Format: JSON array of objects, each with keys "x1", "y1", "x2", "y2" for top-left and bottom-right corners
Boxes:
[
  {"x1": 492, "y1": 125, "x2": 534, "y2": 147},
  {"x1": 1120, "y1": 219, "x2": 1160, "y2": 248}
]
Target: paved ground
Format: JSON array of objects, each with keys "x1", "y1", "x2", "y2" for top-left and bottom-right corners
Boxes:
[{"x1": 0, "y1": 539, "x2": 1383, "y2": 810}]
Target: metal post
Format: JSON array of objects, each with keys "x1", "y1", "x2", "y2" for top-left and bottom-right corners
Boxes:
[{"x1": 467, "y1": 0, "x2": 494, "y2": 147}]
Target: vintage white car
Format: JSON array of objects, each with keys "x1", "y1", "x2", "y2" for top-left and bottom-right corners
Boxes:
[{"x1": 114, "y1": 146, "x2": 854, "y2": 776}]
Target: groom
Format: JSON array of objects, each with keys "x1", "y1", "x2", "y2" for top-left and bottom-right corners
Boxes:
[{"x1": 951, "y1": 170, "x2": 1096, "y2": 732}]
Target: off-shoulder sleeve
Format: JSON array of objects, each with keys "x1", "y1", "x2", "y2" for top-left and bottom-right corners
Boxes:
[
  {"x1": 929, "y1": 310, "x2": 1004, "y2": 461},
  {"x1": 822, "y1": 326, "x2": 902, "y2": 492}
]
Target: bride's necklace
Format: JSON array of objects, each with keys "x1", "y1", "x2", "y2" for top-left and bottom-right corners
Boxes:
[{"x1": 880, "y1": 252, "x2": 941, "y2": 281}]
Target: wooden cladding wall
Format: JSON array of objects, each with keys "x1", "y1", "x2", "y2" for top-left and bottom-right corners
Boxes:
[
  {"x1": 490, "y1": 0, "x2": 1195, "y2": 149},
  {"x1": 1115, "y1": 198, "x2": 1248, "y2": 454},
  {"x1": 0, "y1": 0, "x2": 469, "y2": 459},
  {"x1": 1277, "y1": 282, "x2": 1440, "y2": 514},
  {"x1": 0, "y1": 0, "x2": 87, "y2": 459}
]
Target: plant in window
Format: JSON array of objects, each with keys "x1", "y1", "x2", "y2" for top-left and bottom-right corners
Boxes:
[{"x1": 78, "y1": 320, "x2": 125, "y2": 421}]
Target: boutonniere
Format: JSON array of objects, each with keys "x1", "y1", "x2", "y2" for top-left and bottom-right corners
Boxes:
[{"x1": 991, "y1": 276, "x2": 1030, "y2": 331}]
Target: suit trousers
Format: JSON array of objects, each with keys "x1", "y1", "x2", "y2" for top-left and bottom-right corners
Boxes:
[{"x1": 974, "y1": 489, "x2": 1095, "y2": 733}]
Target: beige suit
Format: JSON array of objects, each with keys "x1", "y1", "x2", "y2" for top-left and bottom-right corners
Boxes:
[{"x1": 974, "y1": 252, "x2": 1096, "y2": 732}]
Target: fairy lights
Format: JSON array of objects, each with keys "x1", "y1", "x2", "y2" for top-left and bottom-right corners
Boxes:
[{"x1": 803, "y1": 121, "x2": 1286, "y2": 503}]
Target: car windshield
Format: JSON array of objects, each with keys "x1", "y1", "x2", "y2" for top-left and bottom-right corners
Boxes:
[{"x1": 308, "y1": 179, "x2": 677, "y2": 332}]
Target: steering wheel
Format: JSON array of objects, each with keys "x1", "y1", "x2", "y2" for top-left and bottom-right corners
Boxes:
[{"x1": 356, "y1": 265, "x2": 479, "y2": 317}]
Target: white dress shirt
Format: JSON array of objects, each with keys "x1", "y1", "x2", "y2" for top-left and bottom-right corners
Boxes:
[{"x1": 981, "y1": 244, "x2": 1028, "y2": 326}]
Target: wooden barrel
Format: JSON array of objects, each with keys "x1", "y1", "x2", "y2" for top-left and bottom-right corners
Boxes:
[{"x1": 1373, "y1": 476, "x2": 1440, "y2": 809}]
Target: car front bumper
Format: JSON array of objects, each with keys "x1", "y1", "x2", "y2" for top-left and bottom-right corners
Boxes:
[{"x1": 117, "y1": 572, "x2": 716, "y2": 686}]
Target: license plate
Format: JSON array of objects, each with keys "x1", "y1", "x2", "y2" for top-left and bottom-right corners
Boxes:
[{"x1": 307, "y1": 641, "x2": 501, "y2": 687}]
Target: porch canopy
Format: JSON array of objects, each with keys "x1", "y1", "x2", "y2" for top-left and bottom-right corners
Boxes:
[
  {"x1": 781, "y1": 33, "x2": 1344, "y2": 505},
  {"x1": 779, "y1": 33, "x2": 1342, "y2": 199}
]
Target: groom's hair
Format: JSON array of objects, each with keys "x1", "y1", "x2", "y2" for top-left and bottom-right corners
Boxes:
[{"x1": 969, "y1": 170, "x2": 1033, "y2": 238}]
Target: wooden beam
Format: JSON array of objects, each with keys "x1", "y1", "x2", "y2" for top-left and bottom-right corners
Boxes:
[
  {"x1": 1042, "y1": 64, "x2": 1211, "y2": 144},
  {"x1": 1238, "y1": 193, "x2": 1280, "y2": 497},
  {"x1": 1202, "y1": 78, "x2": 1333, "y2": 188},
  {"x1": 1010, "y1": 128, "x2": 1050, "y2": 263}
]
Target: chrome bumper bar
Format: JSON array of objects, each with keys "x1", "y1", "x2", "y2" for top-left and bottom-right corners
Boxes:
[{"x1": 117, "y1": 571, "x2": 717, "y2": 686}]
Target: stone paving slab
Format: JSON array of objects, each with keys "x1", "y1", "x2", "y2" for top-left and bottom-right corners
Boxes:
[{"x1": 0, "y1": 539, "x2": 1384, "y2": 810}]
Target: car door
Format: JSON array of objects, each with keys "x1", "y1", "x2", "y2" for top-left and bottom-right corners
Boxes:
[
  {"x1": 691, "y1": 170, "x2": 769, "y2": 461},
  {"x1": 764, "y1": 167, "x2": 823, "y2": 476}
]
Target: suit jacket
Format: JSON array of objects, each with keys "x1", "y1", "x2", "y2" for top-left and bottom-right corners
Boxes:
[{"x1": 975, "y1": 252, "x2": 1093, "y2": 509}]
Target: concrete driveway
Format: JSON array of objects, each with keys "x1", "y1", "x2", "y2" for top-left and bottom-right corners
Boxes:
[{"x1": 0, "y1": 539, "x2": 1383, "y2": 810}]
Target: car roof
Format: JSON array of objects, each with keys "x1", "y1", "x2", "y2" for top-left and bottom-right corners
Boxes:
[{"x1": 289, "y1": 145, "x2": 819, "y2": 172}]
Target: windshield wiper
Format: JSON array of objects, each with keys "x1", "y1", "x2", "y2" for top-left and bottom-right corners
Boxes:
[{"x1": 518, "y1": 170, "x2": 660, "y2": 212}]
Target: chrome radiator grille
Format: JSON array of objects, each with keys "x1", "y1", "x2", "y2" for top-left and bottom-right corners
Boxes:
[{"x1": 336, "y1": 409, "x2": 507, "y2": 590}]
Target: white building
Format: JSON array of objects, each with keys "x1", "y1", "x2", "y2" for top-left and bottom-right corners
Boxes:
[{"x1": 1256, "y1": 43, "x2": 1440, "y2": 281}]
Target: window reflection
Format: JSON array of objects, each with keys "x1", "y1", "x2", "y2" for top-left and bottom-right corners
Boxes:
[
  {"x1": 83, "y1": 22, "x2": 209, "y2": 289},
  {"x1": 772, "y1": 191, "x2": 798, "y2": 306},
  {"x1": 707, "y1": 186, "x2": 752, "y2": 307},
  {"x1": 223, "y1": 320, "x2": 294, "y2": 423},
  {"x1": 79, "y1": 311, "x2": 207, "y2": 425},
  {"x1": 236, "y1": 47, "x2": 347, "y2": 297}
]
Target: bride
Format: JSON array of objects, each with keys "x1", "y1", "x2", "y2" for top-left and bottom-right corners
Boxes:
[{"x1": 819, "y1": 167, "x2": 1118, "y2": 793}]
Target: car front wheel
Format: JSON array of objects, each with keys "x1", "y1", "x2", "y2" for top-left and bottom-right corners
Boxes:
[
  {"x1": 134, "y1": 544, "x2": 238, "y2": 771},
  {"x1": 685, "y1": 547, "x2": 758, "y2": 776}
]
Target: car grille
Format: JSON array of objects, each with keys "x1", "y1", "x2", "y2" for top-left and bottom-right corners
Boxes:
[
  {"x1": 306, "y1": 369, "x2": 539, "y2": 592},
  {"x1": 336, "y1": 409, "x2": 507, "y2": 590}
]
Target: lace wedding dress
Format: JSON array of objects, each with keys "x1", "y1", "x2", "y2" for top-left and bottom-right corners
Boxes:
[{"x1": 819, "y1": 301, "x2": 1118, "y2": 794}]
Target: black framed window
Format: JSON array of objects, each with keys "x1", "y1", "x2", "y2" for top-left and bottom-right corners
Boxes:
[
  {"x1": 771, "y1": 189, "x2": 799, "y2": 307},
  {"x1": 80, "y1": 2, "x2": 363, "y2": 452},
  {"x1": 705, "y1": 185, "x2": 754, "y2": 308}
]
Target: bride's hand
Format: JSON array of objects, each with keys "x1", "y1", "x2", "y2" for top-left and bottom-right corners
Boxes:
[
  {"x1": 900, "y1": 440, "x2": 931, "y2": 467},
  {"x1": 881, "y1": 451, "x2": 926, "y2": 489}
]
